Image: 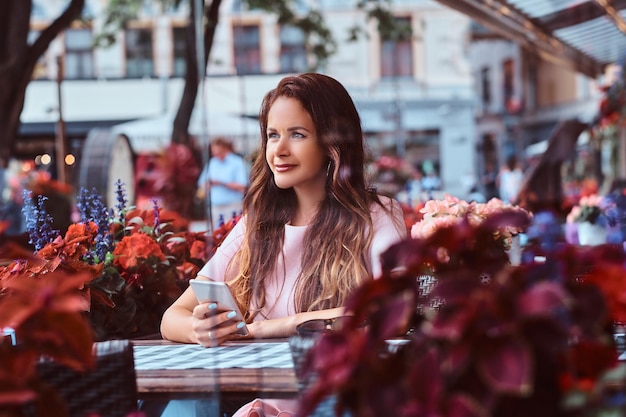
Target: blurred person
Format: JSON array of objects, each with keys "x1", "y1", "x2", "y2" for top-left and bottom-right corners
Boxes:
[
  {"x1": 467, "y1": 185, "x2": 486, "y2": 203},
  {"x1": 197, "y1": 137, "x2": 249, "y2": 230},
  {"x1": 498, "y1": 155, "x2": 524, "y2": 204},
  {"x1": 482, "y1": 161, "x2": 499, "y2": 199},
  {"x1": 161, "y1": 73, "x2": 407, "y2": 417},
  {"x1": 0, "y1": 165, "x2": 26, "y2": 236},
  {"x1": 421, "y1": 160, "x2": 441, "y2": 195},
  {"x1": 405, "y1": 166, "x2": 423, "y2": 206},
  {"x1": 461, "y1": 171, "x2": 478, "y2": 198}
]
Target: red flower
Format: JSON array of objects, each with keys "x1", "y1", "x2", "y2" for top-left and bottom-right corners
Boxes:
[
  {"x1": 35, "y1": 235, "x2": 65, "y2": 260},
  {"x1": 36, "y1": 222, "x2": 98, "y2": 261},
  {"x1": 189, "y1": 239, "x2": 207, "y2": 260},
  {"x1": 164, "y1": 234, "x2": 190, "y2": 258},
  {"x1": 583, "y1": 263, "x2": 626, "y2": 323},
  {"x1": 32, "y1": 223, "x2": 104, "y2": 279},
  {"x1": 113, "y1": 233, "x2": 165, "y2": 270},
  {"x1": 176, "y1": 261, "x2": 201, "y2": 281},
  {"x1": 125, "y1": 207, "x2": 188, "y2": 234},
  {"x1": 62, "y1": 222, "x2": 99, "y2": 258},
  {"x1": 568, "y1": 340, "x2": 617, "y2": 382}
]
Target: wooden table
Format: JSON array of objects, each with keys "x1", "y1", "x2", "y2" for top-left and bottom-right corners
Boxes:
[{"x1": 132, "y1": 339, "x2": 299, "y2": 402}]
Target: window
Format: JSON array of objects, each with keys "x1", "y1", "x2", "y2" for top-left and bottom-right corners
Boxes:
[
  {"x1": 503, "y1": 59, "x2": 516, "y2": 112},
  {"x1": 527, "y1": 58, "x2": 538, "y2": 110},
  {"x1": 172, "y1": 27, "x2": 186, "y2": 77},
  {"x1": 233, "y1": 24, "x2": 260, "y2": 75},
  {"x1": 380, "y1": 17, "x2": 413, "y2": 78},
  {"x1": 480, "y1": 67, "x2": 491, "y2": 109},
  {"x1": 64, "y1": 28, "x2": 94, "y2": 79},
  {"x1": 125, "y1": 28, "x2": 154, "y2": 78},
  {"x1": 279, "y1": 25, "x2": 307, "y2": 73},
  {"x1": 232, "y1": 0, "x2": 308, "y2": 13}
]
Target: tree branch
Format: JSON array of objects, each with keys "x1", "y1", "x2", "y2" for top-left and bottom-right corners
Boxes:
[{"x1": 22, "y1": 0, "x2": 85, "y2": 88}]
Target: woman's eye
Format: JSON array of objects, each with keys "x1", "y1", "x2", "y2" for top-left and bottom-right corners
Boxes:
[
  {"x1": 292, "y1": 132, "x2": 305, "y2": 139},
  {"x1": 267, "y1": 132, "x2": 279, "y2": 140}
]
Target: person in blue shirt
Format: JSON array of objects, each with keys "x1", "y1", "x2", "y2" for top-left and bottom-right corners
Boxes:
[{"x1": 196, "y1": 137, "x2": 249, "y2": 231}]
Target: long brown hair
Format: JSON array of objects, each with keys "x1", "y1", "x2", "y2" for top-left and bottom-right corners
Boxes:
[{"x1": 228, "y1": 73, "x2": 384, "y2": 319}]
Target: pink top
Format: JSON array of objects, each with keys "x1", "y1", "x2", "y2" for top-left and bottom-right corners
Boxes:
[{"x1": 198, "y1": 196, "x2": 407, "y2": 320}]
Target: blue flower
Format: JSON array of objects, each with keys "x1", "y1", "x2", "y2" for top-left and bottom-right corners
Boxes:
[
  {"x1": 77, "y1": 187, "x2": 113, "y2": 263},
  {"x1": 114, "y1": 179, "x2": 129, "y2": 233},
  {"x1": 523, "y1": 211, "x2": 564, "y2": 261},
  {"x1": 603, "y1": 190, "x2": 626, "y2": 242},
  {"x1": 21, "y1": 190, "x2": 60, "y2": 252}
]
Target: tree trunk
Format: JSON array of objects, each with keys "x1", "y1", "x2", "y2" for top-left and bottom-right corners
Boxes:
[
  {"x1": 0, "y1": 0, "x2": 84, "y2": 167},
  {"x1": 171, "y1": 0, "x2": 222, "y2": 146}
]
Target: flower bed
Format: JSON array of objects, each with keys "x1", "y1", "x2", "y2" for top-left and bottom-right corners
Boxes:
[{"x1": 6, "y1": 181, "x2": 211, "y2": 341}]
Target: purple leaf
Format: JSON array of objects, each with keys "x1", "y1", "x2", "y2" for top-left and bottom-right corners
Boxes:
[
  {"x1": 477, "y1": 335, "x2": 533, "y2": 395},
  {"x1": 517, "y1": 281, "x2": 569, "y2": 317}
]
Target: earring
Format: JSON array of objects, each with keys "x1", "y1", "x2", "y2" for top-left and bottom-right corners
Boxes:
[{"x1": 326, "y1": 161, "x2": 332, "y2": 177}]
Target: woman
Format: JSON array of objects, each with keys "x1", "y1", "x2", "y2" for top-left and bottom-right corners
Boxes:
[
  {"x1": 498, "y1": 155, "x2": 524, "y2": 204},
  {"x1": 160, "y1": 73, "x2": 406, "y2": 415}
]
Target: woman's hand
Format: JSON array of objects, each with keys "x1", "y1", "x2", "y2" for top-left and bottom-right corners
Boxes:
[
  {"x1": 238, "y1": 307, "x2": 346, "y2": 340},
  {"x1": 191, "y1": 302, "x2": 248, "y2": 347}
]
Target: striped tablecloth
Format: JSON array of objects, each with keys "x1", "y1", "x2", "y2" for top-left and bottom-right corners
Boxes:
[{"x1": 133, "y1": 342, "x2": 294, "y2": 370}]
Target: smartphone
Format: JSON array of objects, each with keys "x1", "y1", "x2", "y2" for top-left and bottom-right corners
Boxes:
[{"x1": 189, "y1": 279, "x2": 248, "y2": 336}]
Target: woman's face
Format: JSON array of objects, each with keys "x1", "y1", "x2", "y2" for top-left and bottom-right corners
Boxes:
[{"x1": 265, "y1": 96, "x2": 327, "y2": 194}]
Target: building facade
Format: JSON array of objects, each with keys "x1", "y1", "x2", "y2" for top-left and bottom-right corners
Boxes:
[
  {"x1": 468, "y1": 26, "x2": 604, "y2": 198},
  {"x1": 22, "y1": 0, "x2": 476, "y2": 198}
]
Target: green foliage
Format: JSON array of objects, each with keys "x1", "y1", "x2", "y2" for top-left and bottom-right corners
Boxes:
[
  {"x1": 357, "y1": 0, "x2": 412, "y2": 41},
  {"x1": 94, "y1": 0, "x2": 150, "y2": 47},
  {"x1": 244, "y1": 0, "x2": 337, "y2": 70}
]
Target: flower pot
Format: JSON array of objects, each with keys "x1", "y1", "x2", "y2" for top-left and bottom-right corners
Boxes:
[
  {"x1": 506, "y1": 234, "x2": 522, "y2": 265},
  {"x1": 577, "y1": 221, "x2": 607, "y2": 246},
  {"x1": 564, "y1": 222, "x2": 579, "y2": 245}
]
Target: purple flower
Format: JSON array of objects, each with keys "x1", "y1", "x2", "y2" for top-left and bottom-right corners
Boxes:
[
  {"x1": 77, "y1": 187, "x2": 113, "y2": 263},
  {"x1": 21, "y1": 190, "x2": 60, "y2": 252}
]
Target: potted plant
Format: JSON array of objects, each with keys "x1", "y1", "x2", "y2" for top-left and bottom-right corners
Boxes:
[
  {"x1": 566, "y1": 194, "x2": 608, "y2": 246},
  {"x1": 0, "y1": 180, "x2": 241, "y2": 415},
  {"x1": 412, "y1": 194, "x2": 529, "y2": 258},
  {"x1": 297, "y1": 211, "x2": 626, "y2": 417},
  {"x1": 12, "y1": 181, "x2": 212, "y2": 340}
]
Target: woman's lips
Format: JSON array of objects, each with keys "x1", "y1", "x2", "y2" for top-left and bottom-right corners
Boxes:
[{"x1": 274, "y1": 164, "x2": 296, "y2": 172}]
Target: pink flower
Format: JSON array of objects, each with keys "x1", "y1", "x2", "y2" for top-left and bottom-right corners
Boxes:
[
  {"x1": 579, "y1": 194, "x2": 603, "y2": 208},
  {"x1": 411, "y1": 215, "x2": 462, "y2": 239},
  {"x1": 420, "y1": 194, "x2": 470, "y2": 219},
  {"x1": 410, "y1": 195, "x2": 530, "y2": 245},
  {"x1": 566, "y1": 194, "x2": 606, "y2": 224}
]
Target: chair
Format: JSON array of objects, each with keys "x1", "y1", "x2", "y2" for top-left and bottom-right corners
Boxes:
[
  {"x1": 28, "y1": 339, "x2": 138, "y2": 417},
  {"x1": 289, "y1": 328, "x2": 349, "y2": 417}
]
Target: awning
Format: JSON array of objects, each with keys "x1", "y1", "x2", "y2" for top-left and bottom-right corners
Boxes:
[
  {"x1": 525, "y1": 130, "x2": 590, "y2": 157},
  {"x1": 435, "y1": 0, "x2": 626, "y2": 77},
  {"x1": 18, "y1": 119, "x2": 134, "y2": 137},
  {"x1": 519, "y1": 119, "x2": 589, "y2": 212},
  {"x1": 111, "y1": 110, "x2": 259, "y2": 153}
]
